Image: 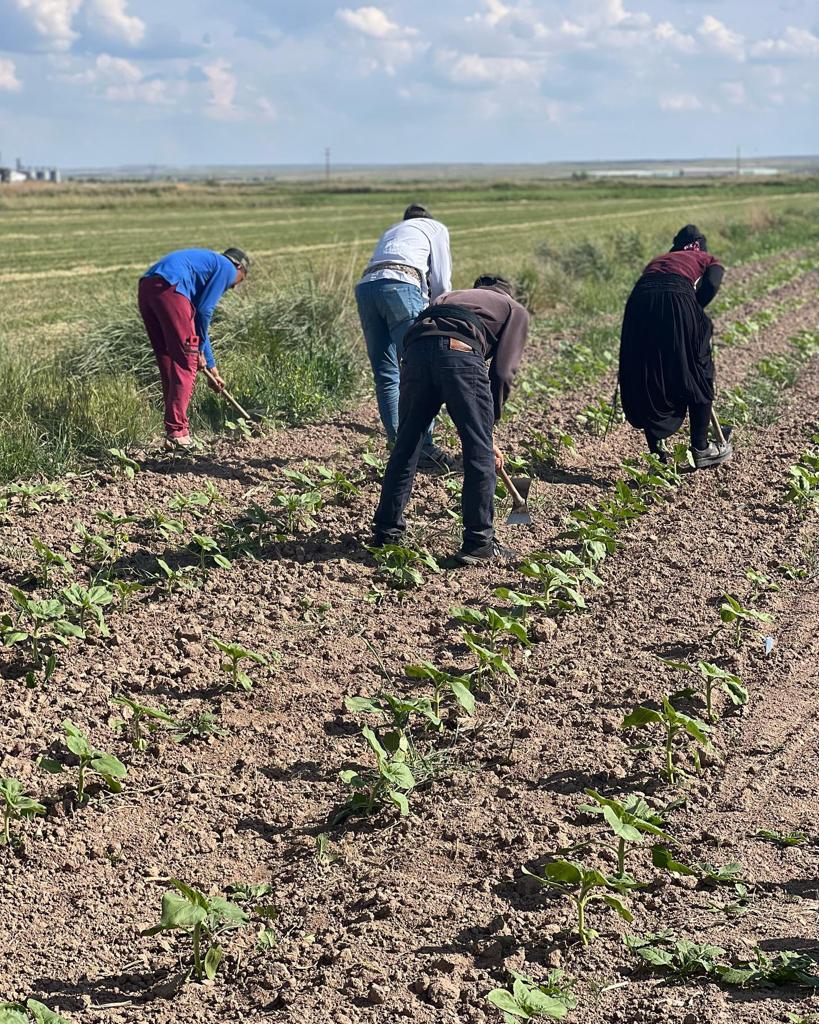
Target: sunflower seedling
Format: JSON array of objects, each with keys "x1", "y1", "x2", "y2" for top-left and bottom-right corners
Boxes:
[
  {"x1": 30, "y1": 538, "x2": 72, "y2": 589},
  {"x1": 0, "y1": 778, "x2": 46, "y2": 846},
  {"x1": 190, "y1": 533, "x2": 231, "y2": 571},
  {"x1": 522, "y1": 859, "x2": 632, "y2": 946},
  {"x1": 720, "y1": 594, "x2": 772, "y2": 648},
  {"x1": 0, "y1": 998, "x2": 73, "y2": 1023},
  {"x1": 142, "y1": 879, "x2": 249, "y2": 982},
  {"x1": 624, "y1": 931, "x2": 727, "y2": 979},
  {"x1": 716, "y1": 948, "x2": 819, "y2": 988},
  {"x1": 621, "y1": 697, "x2": 714, "y2": 784},
  {"x1": 172, "y1": 712, "x2": 225, "y2": 744},
  {"x1": 462, "y1": 631, "x2": 518, "y2": 682},
  {"x1": 108, "y1": 447, "x2": 140, "y2": 479},
  {"x1": 273, "y1": 489, "x2": 322, "y2": 534},
  {"x1": 661, "y1": 659, "x2": 747, "y2": 721},
  {"x1": 578, "y1": 790, "x2": 673, "y2": 879},
  {"x1": 345, "y1": 693, "x2": 442, "y2": 736},
  {"x1": 405, "y1": 661, "x2": 475, "y2": 719},
  {"x1": 111, "y1": 695, "x2": 179, "y2": 752},
  {"x1": 755, "y1": 828, "x2": 809, "y2": 848},
  {"x1": 60, "y1": 583, "x2": 113, "y2": 637},
  {"x1": 368, "y1": 543, "x2": 440, "y2": 591},
  {"x1": 1, "y1": 588, "x2": 83, "y2": 677},
  {"x1": 39, "y1": 720, "x2": 127, "y2": 802},
  {"x1": 211, "y1": 637, "x2": 267, "y2": 692},
  {"x1": 335, "y1": 726, "x2": 415, "y2": 822},
  {"x1": 487, "y1": 969, "x2": 578, "y2": 1021}
]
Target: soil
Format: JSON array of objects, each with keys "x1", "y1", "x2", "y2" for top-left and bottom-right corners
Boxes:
[{"x1": 1, "y1": 257, "x2": 818, "y2": 1024}]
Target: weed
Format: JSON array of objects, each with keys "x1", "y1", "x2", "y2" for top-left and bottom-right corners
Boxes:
[
  {"x1": 172, "y1": 712, "x2": 224, "y2": 744},
  {"x1": 621, "y1": 697, "x2": 714, "y2": 784},
  {"x1": 314, "y1": 833, "x2": 340, "y2": 866},
  {"x1": 719, "y1": 594, "x2": 772, "y2": 648},
  {"x1": 39, "y1": 720, "x2": 127, "y2": 802},
  {"x1": 190, "y1": 533, "x2": 232, "y2": 572},
  {"x1": 315, "y1": 465, "x2": 362, "y2": 502},
  {"x1": 716, "y1": 949, "x2": 819, "y2": 988},
  {"x1": 362, "y1": 451, "x2": 386, "y2": 476},
  {"x1": 151, "y1": 557, "x2": 198, "y2": 594},
  {"x1": 142, "y1": 508, "x2": 185, "y2": 541},
  {"x1": 786, "y1": 441, "x2": 819, "y2": 514},
  {"x1": 142, "y1": 879, "x2": 249, "y2": 982},
  {"x1": 0, "y1": 778, "x2": 46, "y2": 846},
  {"x1": 662, "y1": 659, "x2": 747, "y2": 721},
  {"x1": 522, "y1": 859, "x2": 632, "y2": 946},
  {"x1": 745, "y1": 568, "x2": 780, "y2": 602},
  {"x1": 624, "y1": 931, "x2": 726, "y2": 979},
  {"x1": 110, "y1": 695, "x2": 178, "y2": 752},
  {"x1": 212, "y1": 637, "x2": 267, "y2": 692},
  {"x1": 756, "y1": 828, "x2": 809, "y2": 848},
  {"x1": 520, "y1": 430, "x2": 577, "y2": 472},
  {"x1": 578, "y1": 790, "x2": 673, "y2": 878},
  {"x1": 405, "y1": 661, "x2": 476, "y2": 719},
  {"x1": 462, "y1": 632, "x2": 518, "y2": 682},
  {"x1": 336, "y1": 725, "x2": 415, "y2": 821},
  {"x1": 107, "y1": 448, "x2": 140, "y2": 479},
  {"x1": 576, "y1": 399, "x2": 622, "y2": 436},
  {"x1": 650, "y1": 846, "x2": 745, "y2": 888},
  {"x1": 30, "y1": 538, "x2": 73, "y2": 589},
  {"x1": 274, "y1": 489, "x2": 323, "y2": 533},
  {"x1": 487, "y1": 969, "x2": 578, "y2": 1021}
]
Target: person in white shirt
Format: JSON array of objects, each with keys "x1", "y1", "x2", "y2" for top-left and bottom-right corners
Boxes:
[{"x1": 355, "y1": 204, "x2": 454, "y2": 471}]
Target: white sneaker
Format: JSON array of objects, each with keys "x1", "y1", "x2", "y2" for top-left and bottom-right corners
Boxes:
[
  {"x1": 164, "y1": 434, "x2": 194, "y2": 451},
  {"x1": 693, "y1": 441, "x2": 732, "y2": 469}
]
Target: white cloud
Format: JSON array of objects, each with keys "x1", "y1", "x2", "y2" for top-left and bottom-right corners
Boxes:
[
  {"x1": 0, "y1": 57, "x2": 22, "y2": 91},
  {"x1": 336, "y1": 6, "x2": 415, "y2": 39},
  {"x1": 12, "y1": 0, "x2": 82, "y2": 51},
  {"x1": 439, "y1": 49, "x2": 540, "y2": 87},
  {"x1": 64, "y1": 52, "x2": 169, "y2": 103},
  {"x1": 106, "y1": 78, "x2": 168, "y2": 103},
  {"x1": 257, "y1": 96, "x2": 277, "y2": 122},
  {"x1": 203, "y1": 58, "x2": 239, "y2": 120},
  {"x1": 698, "y1": 15, "x2": 745, "y2": 61},
  {"x1": 652, "y1": 21, "x2": 696, "y2": 54},
  {"x1": 85, "y1": 0, "x2": 145, "y2": 46},
  {"x1": 468, "y1": 0, "x2": 511, "y2": 28},
  {"x1": 659, "y1": 92, "x2": 702, "y2": 112},
  {"x1": 750, "y1": 26, "x2": 819, "y2": 59},
  {"x1": 721, "y1": 81, "x2": 746, "y2": 106}
]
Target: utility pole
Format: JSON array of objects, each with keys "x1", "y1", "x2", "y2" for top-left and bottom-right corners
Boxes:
[
  {"x1": 736, "y1": 145, "x2": 741, "y2": 177},
  {"x1": 325, "y1": 146, "x2": 331, "y2": 183}
]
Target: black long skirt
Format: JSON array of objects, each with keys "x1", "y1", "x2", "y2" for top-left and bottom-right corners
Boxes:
[{"x1": 618, "y1": 273, "x2": 715, "y2": 438}]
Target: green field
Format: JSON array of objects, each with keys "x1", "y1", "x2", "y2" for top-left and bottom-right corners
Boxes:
[{"x1": 1, "y1": 175, "x2": 819, "y2": 481}]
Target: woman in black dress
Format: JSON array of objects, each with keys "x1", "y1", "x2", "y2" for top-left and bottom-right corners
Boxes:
[{"x1": 619, "y1": 224, "x2": 730, "y2": 468}]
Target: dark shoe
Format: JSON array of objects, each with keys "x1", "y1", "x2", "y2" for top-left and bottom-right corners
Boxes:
[
  {"x1": 418, "y1": 444, "x2": 457, "y2": 473},
  {"x1": 442, "y1": 538, "x2": 518, "y2": 568},
  {"x1": 693, "y1": 441, "x2": 732, "y2": 469},
  {"x1": 372, "y1": 530, "x2": 404, "y2": 548},
  {"x1": 647, "y1": 439, "x2": 669, "y2": 465}
]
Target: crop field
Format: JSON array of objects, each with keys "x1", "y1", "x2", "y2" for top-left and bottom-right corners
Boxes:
[{"x1": 1, "y1": 177, "x2": 819, "y2": 1024}]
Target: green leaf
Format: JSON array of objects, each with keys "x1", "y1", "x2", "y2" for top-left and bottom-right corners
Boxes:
[
  {"x1": 90, "y1": 753, "x2": 127, "y2": 780},
  {"x1": 601, "y1": 805, "x2": 643, "y2": 843},
  {"x1": 448, "y1": 678, "x2": 476, "y2": 715},
  {"x1": 204, "y1": 943, "x2": 223, "y2": 981},
  {"x1": 543, "y1": 860, "x2": 583, "y2": 885},
  {"x1": 388, "y1": 790, "x2": 410, "y2": 816},
  {"x1": 26, "y1": 1000, "x2": 74, "y2": 1024},
  {"x1": 621, "y1": 706, "x2": 664, "y2": 729},
  {"x1": 345, "y1": 696, "x2": 382, "y2": 715},
  {"x1": 601, "y1": 893, "x2": 634, "y2": 922},
  {"x1": 381, "y1": 761, "x2": 415, "y2": 790},
  {"x1": 651, "y1": 845, "x2": 697, "y2": 876},
  {"x1": 0, "y1": 1005, "x2": 28, "y2": 1024},
  {"x1": 37, "y1": 757, "x2": 64, "y2": 775},
  {"x1": 154, "y1": 890, "x2": 208, "y2": 931},
  {"x1": 487, "y1": 990, "x2": 528, "y2": 1018}
]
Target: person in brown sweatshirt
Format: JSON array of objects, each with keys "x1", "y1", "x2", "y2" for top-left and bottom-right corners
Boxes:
[{"x1": 373, "y1": 275, "x2": 529, "y2": 565}]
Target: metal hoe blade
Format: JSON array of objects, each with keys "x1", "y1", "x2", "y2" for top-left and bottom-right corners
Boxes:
[{"x1": 503, "y1": 472, "x2": 532, "y2": 526}]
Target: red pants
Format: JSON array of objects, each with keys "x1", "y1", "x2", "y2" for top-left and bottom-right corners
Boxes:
[{"x1": 138, "y1": 275, "x2": 199, "y2": 437}]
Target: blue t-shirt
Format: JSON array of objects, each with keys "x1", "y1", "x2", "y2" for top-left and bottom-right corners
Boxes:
[{"x1": 145, "y1": 249, "x2": 237, "y2": 368}]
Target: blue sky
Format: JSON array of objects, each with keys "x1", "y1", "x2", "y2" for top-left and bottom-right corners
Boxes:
[{"x1": 0, "y1": 0, "x2": 817, "y2": 168}]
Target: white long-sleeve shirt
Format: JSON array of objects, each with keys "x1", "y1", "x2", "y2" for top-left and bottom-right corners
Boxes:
[{"x1": 361, "y1": 218, "x2": 452, "y2": 301}]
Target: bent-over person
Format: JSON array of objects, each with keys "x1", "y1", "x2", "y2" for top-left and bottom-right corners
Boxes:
[
  {"x1": 373, "y1": 275, "x2": 529, "y2": 565},
  {"x1": 619, "y1": 224, "x2": 730, "y2": 468},
  {"x1": 138, "y1": 247, "x2": 250, "y2": 449}
]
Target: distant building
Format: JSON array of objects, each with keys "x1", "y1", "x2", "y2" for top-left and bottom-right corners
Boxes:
[{"x1": 0, "y1": 161, "x2": 62, "y2": 184}]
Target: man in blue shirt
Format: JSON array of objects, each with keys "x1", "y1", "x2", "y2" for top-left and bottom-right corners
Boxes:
[{"x1": 138, "y1": 247, "x2": 250, "y2": 448}]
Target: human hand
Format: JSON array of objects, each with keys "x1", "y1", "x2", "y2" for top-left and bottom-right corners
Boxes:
[
  {"x1": 493, "y1": 443, "x2": 504, "y2": 472},
  {"x1": 206, "y1": 367, "x2": 225, "y2": 392}
]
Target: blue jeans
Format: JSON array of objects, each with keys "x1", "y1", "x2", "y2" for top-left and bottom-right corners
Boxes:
[
  {"x1": 374, "y1": 337, "x2": 496, "y2": 551},
  {"x1": 355, "y1": 279, "x2": 435, "y2": 452}
]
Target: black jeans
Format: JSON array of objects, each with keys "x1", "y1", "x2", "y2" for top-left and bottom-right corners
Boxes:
[
  {"x1": 374, "y1": 337, "x2": 496, "y2": 552},
  {"x1": 645, "y1": 401, "x2": 711, "y2": 453}
]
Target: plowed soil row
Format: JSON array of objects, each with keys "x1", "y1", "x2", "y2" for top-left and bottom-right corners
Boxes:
[{"x1": 1, "y1": 259, "x2": 818, "y2": 1024}]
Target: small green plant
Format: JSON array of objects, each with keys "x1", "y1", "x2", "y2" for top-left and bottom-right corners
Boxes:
[
  {"x1": 151, "y1": 557, "x2": 198, "y2": 594},
  {"x1": 30, "y1": 538, "x2": 73, "y2": 588},
  {"x1": 110, "y1": 578, "x2": 144, "y2": 612},
  {"x1": 1, "y1": 588, "x2": 83, "y2": 678},
  {"x1": 142, "y1": 879, "x2": 249, "y2": 982},
  {"x1": 522, "y1": 859, "x2": 632, "y2": 946},
  {"x1": 60, "y1": 583, "x2": 113, "y2": 636},
  {"x1": 520, "y1": 430, "x2": 577, "y2": 472},
  {"x1": 39, "y1": 720, "x2": 127, "y2": 802},
  {"x1": 315, "y1": 465, "x2": 362, "y2": 502},
  {"x1": 362, "y1": 451, "x2": 386, "y2": 476},
  {"x1": 273, "y1": 489, "x2": 322, "y2": 534},
  {"x1": 345, "y1": 692, "x2": 442, "y2": 735},
  {"x1": 336, "y1": 726, "x2": 415, "y2": 822},
  {"x1": 745, "y1": 568, "x2": 780, "y2": 602},
  {"x1": 368, "y1": 543, "x2": 440, "y2": 591},
  {"x1": 624, "y1": 931, "x2": 727, "y2": 979},
  {"x1": 451, "y1": 605, "x2": 531, "y2": 649},
  {"x1": 211, "y1": 637, "x2": 267, "y2": 692},
  {"x1": 716, "y1": 948, "x2": 819, "y2": 988},
  {"x1": 786, "y1": 443, "x2": 819, "y2": 515},
  {"x1": 756, "y1": 828, "x2": 809, "y2": 847},
  {"x1": 142, "y1": 508, "x2": 185, "y2": 541},
  {"x1": 108, "y1": 447, "x2": 140, "y2": 479},
  {"x1": 462, "y1": 631, "x2": 518, "y2": 682},
  {"x1": 0, "y1": 778, "x2": 46, "y2": 846},
  {"x1": 405, "y1": 661, "x2": 476, "y2": 719},
  {"x1": 662, "y1": 658, "x2": 747, "y2": 721},
  {"x1": 0, "y1": 999, "x2": 73, "y2": 1023},
  {"x1": 190, "y1": 533, "x2": 231, "y2": 571},
  {"x1": 621, "y1": 697, "x2": 713, "y2": 784},
  {"x1": 487, "y1": 970, "x2": 578, "y2": 1021},
  {"x1": 720, "y1": 594, "x2": 772, "y2": 648},
  {"x1": 651, "y1": 845, "x2": 745, "y2": 887},
  {"x1": 172, "y1": 711, "x2": 225, "y2": 744},
  {"x1": 578, "y1": 790, "x2": 673, "y2": 878},
  {"x1": 576, "y1": 398, "x2": 622, "y2": 436},
  {"x1": 110, "y1": 695, "x2": 179, "y2": 752}
]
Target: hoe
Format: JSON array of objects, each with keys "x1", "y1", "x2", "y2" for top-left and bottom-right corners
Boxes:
[{"x1": 498, "y1": 464, "x2": 533, "y2": 526}]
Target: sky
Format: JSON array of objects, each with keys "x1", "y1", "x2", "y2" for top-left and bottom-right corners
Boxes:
[{"x1": 0, "y1": 0, "x2": 817, "y2": 168}]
